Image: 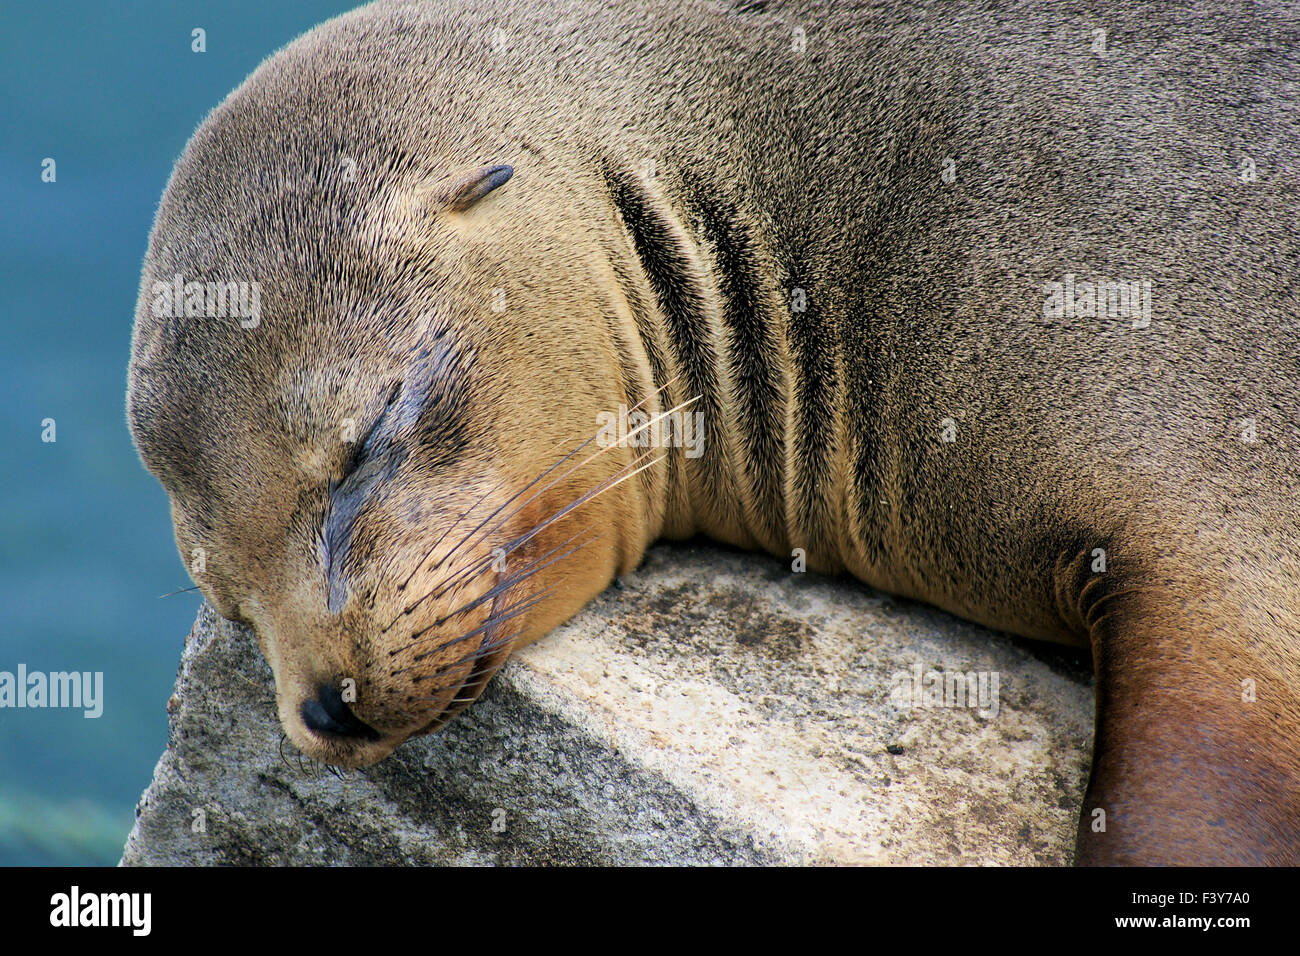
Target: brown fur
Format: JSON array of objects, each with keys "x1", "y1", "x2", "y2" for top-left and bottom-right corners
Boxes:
[{"x1": 128, "y1": 0, "x2": 1300, "y2": 864}]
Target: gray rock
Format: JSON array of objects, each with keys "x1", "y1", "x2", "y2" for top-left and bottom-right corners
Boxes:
[{"x1": 120, "y1": 543, "x2": 1093, "y2": 865}]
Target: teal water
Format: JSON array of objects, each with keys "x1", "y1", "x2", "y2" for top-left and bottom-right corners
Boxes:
[{"x1": 0, "y1": 0, "x2": 359, "y2": 865}]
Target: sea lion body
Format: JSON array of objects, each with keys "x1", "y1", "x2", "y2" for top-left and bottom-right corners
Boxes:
[{"x1": 128, "y1": 0, "x2": 1300, "y2": 864}]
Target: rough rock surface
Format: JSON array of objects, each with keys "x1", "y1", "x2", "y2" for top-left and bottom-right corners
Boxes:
[{"x1": 121, "y1": 543, "x2": 1094, "y2": 865}]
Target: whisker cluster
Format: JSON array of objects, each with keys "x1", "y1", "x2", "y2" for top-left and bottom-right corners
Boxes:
[{"x1": 385, "y1": 383, "x2": 694, "y2": 728}]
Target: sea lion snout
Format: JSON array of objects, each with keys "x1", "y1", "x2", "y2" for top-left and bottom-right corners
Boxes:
[
  {"x1": 234, "y1": 443, "x2": 633, "y2": 770},
  {"x1": 299, "y1": 683, "x2": 381, "y2": 741},
  {"x1": 252, "y1": 506, "x2": 520, "y2": 767}
]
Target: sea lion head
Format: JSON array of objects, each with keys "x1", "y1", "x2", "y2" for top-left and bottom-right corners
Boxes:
[{"x1": 127, "y1": 76, "x2": 657, "y2": 767}]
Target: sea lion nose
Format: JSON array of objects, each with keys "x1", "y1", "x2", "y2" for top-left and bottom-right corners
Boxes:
[{"x1": 300, "y1": 682, "x2": 381, "y2": 740}]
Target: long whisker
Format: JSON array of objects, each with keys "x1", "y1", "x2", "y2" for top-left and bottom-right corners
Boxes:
[
  {"x1": 390, "y1": 589, "x2": 551, "y2": 675},
  {"x1": 390, "y1": 384, "x2": 685, "y2": 718},
  {"x1": 408, "y1": 589, "x2": 551, "y2": 664},
  {"x1": 437, "y1": 434, "x2": 598, "y2": 575},
  {"x1": 621, "y1": 393, "x2": 702, "y2": 445},
  {"x1": 469, "y1": 395, "x2": 698, "y2": 555},
  {"x1": 384, "y1": 522, "x2": 585, "y2": 634},
  {"x1": 427, "y1": 627, "x2": 521, "y2": 679},
  {"x1": 159, "y1": 585, "x2": 201, "y2": 598},
  {"x1": 387, "y1": 384, "x2": 690, "y2": 630},
  {"x1": 425, "y1": 388, "x2": 690, "y2": 591},
  {"x1": 412, "y1": 448, "x2": 659, "y2": 637},
  {"x1": 411, "y1": 628, "x2": 525, "y2": 701},
  {"x1": 386, "y1": 527, "x2": 586, "y2": 643},
  {"x1": 381, "y1": 436, "x2": 596, "y2": 632},
  {"x1": 434, "y1": 531, "x2": 596, "y2": 628},
  {"x1": 396, "y1": 474, "x2": 509, "y2": 593},
  {"x1": 418, "y1": 445, "x2": 660, "y2": 612},
  {"x1": 498, "y1": 449, "x2": 666, "y2": 564}
]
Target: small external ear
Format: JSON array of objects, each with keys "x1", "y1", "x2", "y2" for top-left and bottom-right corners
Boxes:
[{"x1": 433, "y1": 164, "x2": 514, "y2": 213}]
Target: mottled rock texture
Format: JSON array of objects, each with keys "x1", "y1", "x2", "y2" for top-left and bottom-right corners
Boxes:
[{"x1": 121, "y1": 543, "x2": 1093, "y2": 865}]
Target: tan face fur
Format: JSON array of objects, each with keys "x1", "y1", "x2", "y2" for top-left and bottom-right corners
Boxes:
[{"x1": 129, "y1": 144, "x2": 659, "y2": 766}]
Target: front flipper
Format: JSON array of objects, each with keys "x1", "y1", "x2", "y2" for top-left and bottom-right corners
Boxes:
[{"x1": 1071, "y1": 546, "x2": 1300, "y2": 865}]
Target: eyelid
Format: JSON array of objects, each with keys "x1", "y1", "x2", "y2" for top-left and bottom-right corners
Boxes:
[{"x1": 343, "y1": 381, "x2": 402, "y2": 476}]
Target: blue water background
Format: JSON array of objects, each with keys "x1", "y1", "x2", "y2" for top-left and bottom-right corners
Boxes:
[{"x1": 1, "y1": 0, "x2": 359, "y2": 865}]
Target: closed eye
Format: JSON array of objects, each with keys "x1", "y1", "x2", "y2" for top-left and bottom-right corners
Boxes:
[
  {"x1": 323, "y1": 380, "x2": 406, "y2": 613},
  {"x1": 341, "y1": 381, "x2": 402, "y2": 480}
]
